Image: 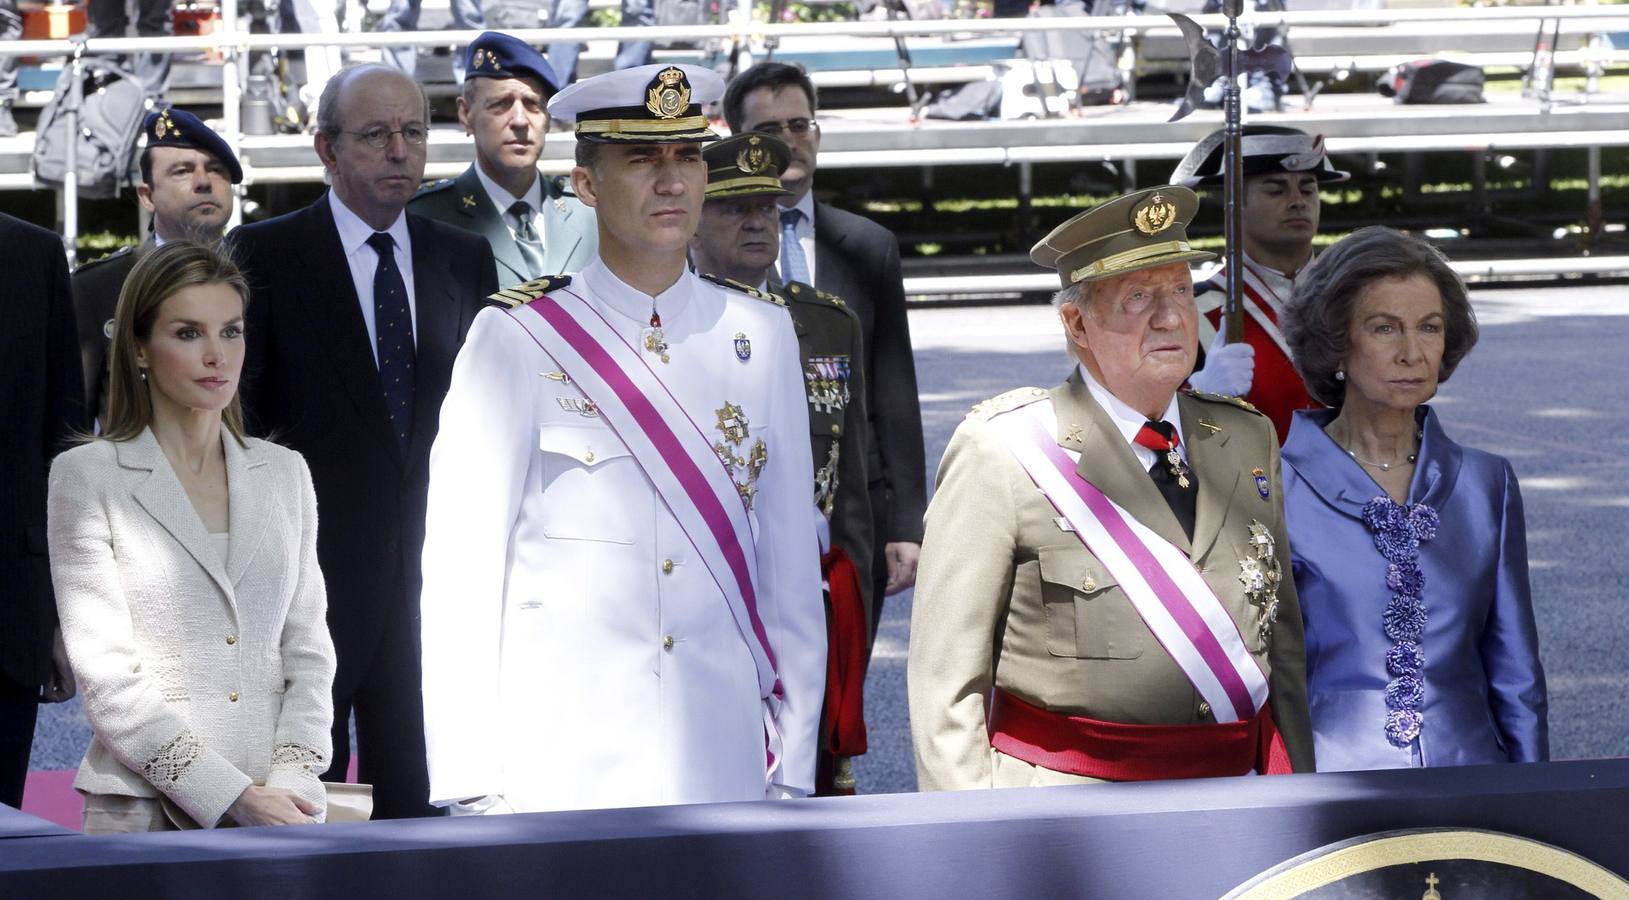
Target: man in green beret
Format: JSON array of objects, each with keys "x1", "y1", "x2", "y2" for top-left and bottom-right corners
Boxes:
[
  {"x1": 689, "y1": 131, "x2": 874, "y2": 796},
  {"x1": 908, "y1": 187, "x2": 1314, "y2": 790}
]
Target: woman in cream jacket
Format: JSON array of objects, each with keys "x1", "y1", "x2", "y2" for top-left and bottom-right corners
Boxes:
[{"x1": 48, "y1": 240, "x2": 336, "y2": 832}]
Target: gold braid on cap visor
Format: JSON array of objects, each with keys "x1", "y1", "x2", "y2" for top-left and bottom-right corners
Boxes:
[
  {"x1": 1069, "y1": 240, "x2": 1195, "y2": 283},
  {"x1": 705, "y1": 174, "x2": 786, "y2": 196},
  {"x1": 574, "y1": 115, "x2": 713, "y2": 137}
]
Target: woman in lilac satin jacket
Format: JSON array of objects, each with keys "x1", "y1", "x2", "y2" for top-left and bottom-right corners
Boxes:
[{"x1": 1278, "y1": 227, "x2": 1547, "y2": 772}]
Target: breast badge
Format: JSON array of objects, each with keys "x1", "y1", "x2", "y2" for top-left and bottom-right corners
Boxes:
[
  {"x1": 714, "y1": 402, "x2": 768, "y2": 509},
  {"x1": 734, "y1": 332, "x2": 752, "y2": 361},
  {"x1": 1252, "y1": 466, "x2": 1270, "y2": 500},
  {"x1": 1238, "y1": 520, "x2": 1282, "y2": 644}
]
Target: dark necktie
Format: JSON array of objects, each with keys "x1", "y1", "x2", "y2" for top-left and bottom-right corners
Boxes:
[
  {"x1": 1133, "y1": 420, "x2": 1196, "y2": 541},
  {"x1": 366, "y1": 231, "x2": 415, "y2": 452},
  {"x1": 509, "y1": 200, "x2": 546, "y2": 280}
]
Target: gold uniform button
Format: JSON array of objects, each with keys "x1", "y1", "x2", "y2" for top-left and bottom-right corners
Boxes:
[
  {"x1": 829, "y1": 424, "x2": 840, "y2": 435},
  {"x1": 663, "y1": 635, "x2": 675, "y2": 650},
  {"x1": 585, "y1": 450, "x2": 596, "y2": 463},
  {"x1": 661, "y1": 559, "x2": 674, "y2": 574},
  {"x1": 229, "y1": 692, "x2": 239, "y2": 702},
  {"x1": 1080, "y1": 577, "x2": 1096, "y2": 592},
  {"x1": 225, "y1": 635, "x2": 237, "y2": 646},
  {"x1": 1198, "y1": 701, "x2": 1211, "y2": 717}
]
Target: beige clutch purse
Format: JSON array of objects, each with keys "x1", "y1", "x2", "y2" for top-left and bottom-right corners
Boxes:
[{"x1": 161, "y1": 781, "x2": 374, "y2": 828}]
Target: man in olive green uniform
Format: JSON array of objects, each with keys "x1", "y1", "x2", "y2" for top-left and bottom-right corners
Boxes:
[
  {"x1": 690, "y1": 132, "x2": 873, "y2": 795},
  {"x1": 73, "y1": 107, "x2": 240, "y2": 427},
  {"x1": 409, "y1": 32, "x2": 597, "y2": 283},
  {"x1": 909, "y1": 187, "x2": 1313, "y2": 791}
]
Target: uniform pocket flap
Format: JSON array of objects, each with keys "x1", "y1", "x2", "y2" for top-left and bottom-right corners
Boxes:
[
  {"x1": 1037, "y1": 547, "x2": 1118, "y2": 594},
  {"x1": 538, "y1": 422, "x2": 632, "y2": 468}
]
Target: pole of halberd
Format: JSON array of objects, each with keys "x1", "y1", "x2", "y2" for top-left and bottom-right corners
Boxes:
[{"x1": 1221, "y1": 0, "x2": 1244, "y2": 344}]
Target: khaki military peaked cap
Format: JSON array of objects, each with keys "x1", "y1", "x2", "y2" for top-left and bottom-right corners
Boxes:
[{"x1": 1030, "y1": 186, "x2": 1216, "y2": 289}]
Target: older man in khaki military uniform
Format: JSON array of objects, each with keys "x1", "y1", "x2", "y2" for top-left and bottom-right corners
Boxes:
[
  {"x1": 690, "y1": 132, "x2": 873, "y2": 796},
  {"x1": 908, "y1": 187, "x2": 1313, "y2": 791}
]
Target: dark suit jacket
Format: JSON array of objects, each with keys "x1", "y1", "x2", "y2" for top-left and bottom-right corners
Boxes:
[
  {"x1": 71, "y1": 237, "x2": 153, "y2": 424},
  {"x1": 408, "y1": 165, "x2": 597, "y2": 287},
  {"x1": 0, "y1": 213, "x2": 85, "y2": 689},
  {"x1": 813, "y1": 200, "x2": 926, "y2": 546},
  {"x1": 230, "y1": 196, "x2": 497, "y2": 695}
]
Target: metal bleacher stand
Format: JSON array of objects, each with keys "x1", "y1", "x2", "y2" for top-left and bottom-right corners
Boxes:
[{"x1": 3, "y1": 4, "x2": 1629, "y2": 285}]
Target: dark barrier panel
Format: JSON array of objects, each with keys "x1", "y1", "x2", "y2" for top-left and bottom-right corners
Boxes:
[{"x1": 1, "y1": 759, "x2": 1626, "y2": 898}]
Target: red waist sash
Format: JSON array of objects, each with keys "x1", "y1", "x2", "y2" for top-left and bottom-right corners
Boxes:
[
  {"x1": 820, "y1": 544, "x2": 868, "y2": 758},
  {"x1": 988, "y1": 688, "x2": 1292, "y2": 782}
]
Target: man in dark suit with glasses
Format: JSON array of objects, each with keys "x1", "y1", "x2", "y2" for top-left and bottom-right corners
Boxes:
[
  {"x1": 723, "y1": 62, "x2": 927, "y2": 640},
  {"x1": 231, "y1": 63, "x2": 497, "y2": 819}
]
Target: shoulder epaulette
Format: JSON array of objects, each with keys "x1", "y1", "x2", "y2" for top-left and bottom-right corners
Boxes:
[
  {"x1": 1184, "y1": 389, "x2": 1263, "y2": 415},
  {"x1": 74, "y1": 245, "x2": 133, "y2": 273},
  {"x1": 968, "y1": 386, "x2": 1048, "y2": 421},
  {"x1": 546, "y1": 175, "x2": 576, "y2": 199},
  {"x1": 487, "y1": 274, "x2": 572, "y2": 309},
  {"x1": 699, "y1": 272, "x2": 786, "y2": 306},
  {"x1": 783, "y1": 280, "x2": 847, "y2": 310},
  {"x1": 414, "y1": 178, "x2": 455, "y2": 198}
]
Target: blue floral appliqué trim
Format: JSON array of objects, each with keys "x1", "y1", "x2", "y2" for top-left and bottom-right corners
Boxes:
[{"x1": 1361, "y1": 496, "x2": 1439, "y2": 748}]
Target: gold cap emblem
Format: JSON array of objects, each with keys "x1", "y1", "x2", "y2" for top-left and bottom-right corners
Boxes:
[
  {"x1": 646, "y1": 66, "x2": 691, "y2": 120},
  {"x1": 472, "y1": 48, "x2": 494, "y2": 71},
  {"x1": 735, "y1": 136, "x2": 770, "y2": 175},
  {"x1": 1133, "y1": 192, "x2": 1178, "y2": 235},
  {"x1": 154, "y1": 109, "x2": 174, "y2": 140}
]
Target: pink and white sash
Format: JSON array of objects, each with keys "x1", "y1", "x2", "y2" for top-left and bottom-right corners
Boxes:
[
  {"x1": 506, "y1": 288, "x2": 786, "y2": 768},
  {"x1": 992, "y1": 399, "x2": 1269, "y2": 723}
]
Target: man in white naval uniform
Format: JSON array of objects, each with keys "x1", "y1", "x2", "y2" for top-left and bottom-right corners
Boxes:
[{"x1": 418, "y1": 63, "x2": 825, "y2": 814}]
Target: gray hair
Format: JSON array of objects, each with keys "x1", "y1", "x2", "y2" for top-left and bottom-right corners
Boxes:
[
  {"x1": 1282, "y1": 226, "x2": 1479, "y2": 408},
  {"x1": 316, "y1": 63, "x2": 431, "y2": 139}
]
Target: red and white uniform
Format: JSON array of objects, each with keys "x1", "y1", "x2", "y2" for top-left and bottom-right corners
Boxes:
[{"x1": 1197, "y1": 251, "x2": 1320, "y2": 444}]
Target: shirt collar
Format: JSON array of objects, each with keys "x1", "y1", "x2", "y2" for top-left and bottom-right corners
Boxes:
[
  {"x1": 578, "y1": 256, "x2": 694, "y2": 327},
  {"x1": 473, "y1": 163, "x2": 543, "y2": 218},
  {"x1": 788, "y1": 189, "x2": 815, "y2": 232},
  {"x1": 329, "y1": 190, "x2": 410, "y2": 257},
  {"x1": 1077, "y1": 363, "x2": 1185, "y2": 454}
]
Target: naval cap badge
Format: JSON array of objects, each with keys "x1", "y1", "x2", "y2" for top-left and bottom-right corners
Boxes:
[
  {"x1": 646, "y1": 66, "x2": 691, "y2": 120},
  {"x1": 1133, "y1": 191, "x2": 1178, "y2": 236}
]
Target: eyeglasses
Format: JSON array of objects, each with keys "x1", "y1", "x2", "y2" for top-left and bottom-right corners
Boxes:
[
  {"x1": 750, "y1": 118, "x2": 820, "y2": 138},
  {"x1": 346, "y1": 125, "x2": 429, "y2": 148}
]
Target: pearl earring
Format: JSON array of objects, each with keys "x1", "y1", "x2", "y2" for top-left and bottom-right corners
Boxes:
[
  {"x1": 1335, "y1": 369, "x2": 1345, "y2": 382},
  {"x1": 139, "y1": 369, "x2": 148, "y2": 382}
]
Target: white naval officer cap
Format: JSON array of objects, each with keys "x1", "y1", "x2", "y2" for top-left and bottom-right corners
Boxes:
[{"x1": 547, "y1": 63, "x2": 724, "y2": 144}]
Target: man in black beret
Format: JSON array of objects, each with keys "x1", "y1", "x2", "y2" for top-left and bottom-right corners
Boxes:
[
  {"x1": 410, "y1": 32, "x2": 597, "y2": 286},
  {"x1": 72, "y1": 107, "x2": 242, "y2": 428}
]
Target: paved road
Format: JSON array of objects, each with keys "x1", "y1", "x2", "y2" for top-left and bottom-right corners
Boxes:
[{"x1": 29, "y1": 285, "x2": 1629, "y2": 800}]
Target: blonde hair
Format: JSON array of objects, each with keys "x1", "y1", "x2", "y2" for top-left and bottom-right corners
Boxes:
[{"x1": 102, "y1": 240, "x2": 250, "y2": 445}]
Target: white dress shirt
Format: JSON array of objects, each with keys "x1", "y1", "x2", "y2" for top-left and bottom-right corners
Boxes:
[
  {"x1": 1078, "y1": 363, "x2": 1189, "y2": 470},
  {"x1": 473, "y1": 162, "x2": 546, "y2": 249},
  {"x1": 328, "y1": 190, "x2": 418, "y2": 366}
]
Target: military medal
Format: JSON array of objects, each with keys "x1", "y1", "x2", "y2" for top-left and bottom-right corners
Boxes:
[
  {"x1": 643, "y1": 306, "x2": 670, "y2": 364},
  {"x1": 1239, "y1": 520, "x2": 1282, "y2": 644},
  {"x1": 1167, "y1": 449, "x2": 1191, "y2": 489}
]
